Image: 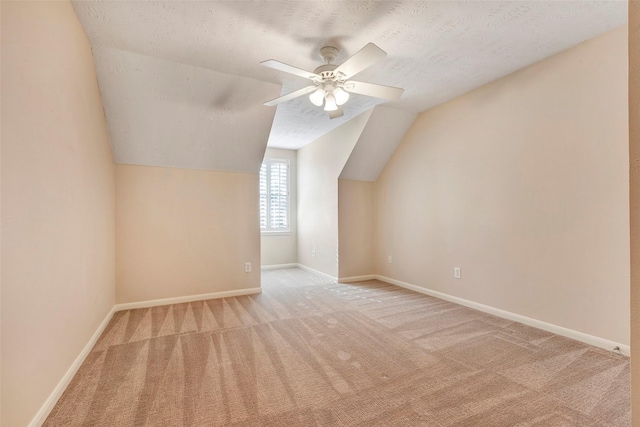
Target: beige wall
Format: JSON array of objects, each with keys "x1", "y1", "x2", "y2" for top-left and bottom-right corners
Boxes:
[
  {"x1": 629, "y1": 1, "x2": 639, "y2": 423},
  {"x1": 338, "y1": 179, "x2": 375, "y2": 279},
  {"x1": 297, "y1": 110, "x2": 372, "y2": 277},
  {"x1": 375, "y1": 27, "x2": 629, "y2": 345},
  {"x1": 116, "y1": 165, "x2": 260, "y2": 303},
  {"x1": 1, "y1": 2, "x2": 116, "y2": 425},
  {"x1": 261, "y1": 148, "x2": 297, "y2": 267}
]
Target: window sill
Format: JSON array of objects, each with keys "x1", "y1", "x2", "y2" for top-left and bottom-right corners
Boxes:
[{"x1": 261, "y1": 230, "x2": 293, "y2": 236}]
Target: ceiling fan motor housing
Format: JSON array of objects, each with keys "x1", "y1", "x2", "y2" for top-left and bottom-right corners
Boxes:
[{"x1": 313, "y1": 65, "x2": 339, "y2": 78}]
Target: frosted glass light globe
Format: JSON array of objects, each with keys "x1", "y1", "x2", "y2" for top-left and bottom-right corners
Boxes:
[
  {"x1": 309, "y1": 88, "x2": 325, "y2": 107},
  {"x1": 333, "y1": 87, "x2": 350, "y2": 106},
  {"x1": 323, "y1": 94, "x2": 338, "y2": 111}
]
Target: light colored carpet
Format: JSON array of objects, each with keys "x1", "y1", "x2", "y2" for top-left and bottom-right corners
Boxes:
[{"x1": 45, "y1": 268, "x2": 630, "y2": 426}]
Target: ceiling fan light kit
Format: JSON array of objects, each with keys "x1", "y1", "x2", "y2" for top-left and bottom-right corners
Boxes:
[{"x1": 261, "y1": 43, "x2": 404, "y2": 119}]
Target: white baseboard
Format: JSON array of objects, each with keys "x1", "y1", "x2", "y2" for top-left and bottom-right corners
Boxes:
[
  {"x1": 339, "y1": 274, "x2": 376, "y2": 283},
  {"x1": 114, "y1": 287, "x2": 263, "y2": 311},
  {"x1": 375, "y1": 275, "x2": 630, "y2": 357},
  {"x1": 296, "y1": 264, "x2": 337, "y2": 281},
  {"x1": 29, "y1": 305, "x2": 117, "y2": 427},
  {"x1": 261, "y1": 263, "x2": 297, "y2": 270}
]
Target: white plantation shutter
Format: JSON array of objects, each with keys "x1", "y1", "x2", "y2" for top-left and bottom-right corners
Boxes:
[
  {"x1": 260, "y1": 159, "x2": 289, "y2": 231},
  {"x1": 259, "y1": 163, "x2": 268, "y2": 229}
]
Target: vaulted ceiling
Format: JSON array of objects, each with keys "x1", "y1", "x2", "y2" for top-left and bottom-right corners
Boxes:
[{"x1": 72, "y1": 1, "x2": 627, "y2": 173}]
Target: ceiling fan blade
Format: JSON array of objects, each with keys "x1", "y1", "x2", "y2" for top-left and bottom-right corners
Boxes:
[
  {"x1": 328, "y1": 106, "x2": 344, "y2": 120},
  {"x1": 344, "y1": 80, "x2": 404, "y2": 101},
  {"x1": 333, "y1": 43, "x2": 387, "y2": 79},
  {"x1": 261, "y1": 59, "x2": 320, "y2": 80},
  {"x1": 263, "y1": 86, "x2": 317, "y2": 107}
]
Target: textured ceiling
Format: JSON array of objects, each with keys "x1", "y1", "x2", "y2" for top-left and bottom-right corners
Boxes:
[{"x1": 73, "y1": 0, "x2": 627, "y2": 169}]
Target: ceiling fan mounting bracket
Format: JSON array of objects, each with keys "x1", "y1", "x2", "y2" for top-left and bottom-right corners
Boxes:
[{"x1": 319, "y1": 46, "x2": 339, "y2": 64}]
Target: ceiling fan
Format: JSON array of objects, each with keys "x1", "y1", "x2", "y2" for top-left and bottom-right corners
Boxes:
[{"x1": 261, "y1": 43, "x2": 404, "y2": 119}]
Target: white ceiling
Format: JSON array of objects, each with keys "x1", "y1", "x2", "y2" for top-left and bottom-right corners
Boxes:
[{"x1": 72, "y1": 1, "x2": 627, "y2": 171}]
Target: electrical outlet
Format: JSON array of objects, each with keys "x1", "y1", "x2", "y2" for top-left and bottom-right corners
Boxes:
[
  {"x1": 311, "y1": 249, "x2": 316, "y2": 257},
  {"x1": 245, "y1": 262, "x2": 252, "y2": 273},
  {"x1": 454, "y1": 267, "x2": 461, "y2": 279},
  {"x1": 388, "y1": 255, "x2": 392, "y2": 264}
]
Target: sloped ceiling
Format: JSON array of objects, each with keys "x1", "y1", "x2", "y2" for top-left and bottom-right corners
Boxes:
[
  {"x1": 92, "y1": 46, "x2": 280, "y2": 172},
  {"x1": 72, "y1": 1, "x2": 627, "y2": 171},
  {"x1": 341, "y1": 106, "x2": 417, "y2": 182}
]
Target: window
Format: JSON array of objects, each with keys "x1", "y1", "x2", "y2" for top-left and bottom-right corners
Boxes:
[{"x1": 260, "y1": 159, "x2": 289, "y2": 232}]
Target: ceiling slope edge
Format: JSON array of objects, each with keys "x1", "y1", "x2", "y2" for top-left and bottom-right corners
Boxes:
[{"x1": 340, "y1": 106, "x2": 417, "y2": 182}]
